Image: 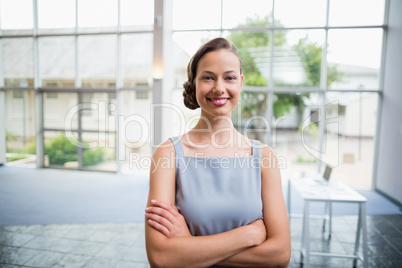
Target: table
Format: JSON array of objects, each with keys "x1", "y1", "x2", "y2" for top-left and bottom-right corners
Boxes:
[{"x1": 287, "y1": 173, "x2": 368, "y2": 268}]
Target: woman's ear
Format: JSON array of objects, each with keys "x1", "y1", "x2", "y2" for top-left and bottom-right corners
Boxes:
[{"x1": 240, "y1": 74, "x2": 244, "y2": 88}]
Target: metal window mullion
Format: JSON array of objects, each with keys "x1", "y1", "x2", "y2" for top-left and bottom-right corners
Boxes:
[
  {"x1": 75, "y1": 0, "x2": 81, "y2": 88},
  {"x1": 116, "y1": 0, "x2": 122, "y2": 173},
  {"x1": 33, "y1": 0, "x2": 44, "y2": 167},
  {"x1": 33, "y1": 0, "x2": 44, "y2": 168},
  {"x1": 326, "y1": 88, "x2": 382, "y2": 93},
  {"x1": 33, "y1": 0, "x2": 40, "y2": 89},
  {"x1": 77, "y1": 93, "x2": 83, "y2": 168},
  {"x1": 379, "y1": 0, "x2": 389, "y2": 92},
  {"x1": 43, "y1": 127, "x2": 116, "y2": 134},
  {"x1": 38, "y1": 87, "x2": 118, "y2": 93},
  {"x1": 75, "y1": 0, "x2": 83, "y2": 168},
  {"x1": 0, "y1": 29, "x2": 148, "y2": 38},
  {"x1": 171, "y1": 24, "x2": 384, "y2": 34},
  {"x1": 266, "y1": 0, "x2": 275, "y2": 146},
  {"x1": 316, "y1": 0, "x2": 331, "y2": 172},
  {"x1": 2, "y1": 26, "x2": 386, "y2": 39},
  {"x1": 321, "y1": 0, "x2": 330, "y2": 91},
  {"x1": 220, "y1": 0, "x2": 224, "y2": 36},
  {"x1": 117, "y1": 0, "x2": 122, "y2": 89}
]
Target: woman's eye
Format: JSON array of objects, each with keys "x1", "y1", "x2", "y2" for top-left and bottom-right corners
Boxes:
[
  {"x1": 202, "y1": 76, "x2": 213, "y2": 81},
  {"x1": 226, "y1": 76, "x2": 237, "y2": 81}
]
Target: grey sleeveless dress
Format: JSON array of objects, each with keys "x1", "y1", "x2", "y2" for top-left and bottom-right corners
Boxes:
[{"x1": 170, "y1": 136, "x2": 263, "y2": 236}]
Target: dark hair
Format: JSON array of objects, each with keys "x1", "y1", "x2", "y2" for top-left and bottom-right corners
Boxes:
[{"x1": 182, "y1": 38, "x2": 242, "y2": 110}]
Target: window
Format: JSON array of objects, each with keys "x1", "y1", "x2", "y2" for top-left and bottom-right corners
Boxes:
[
  {"x1": 121, "y1": 34, "x2": 153, "y2": 88},
  {"x1": 171, "y1": 0, "x2": 386, "y2": 188},
  {"x1": 39, "y1": 36, "x2": 75, "y2": 88},
  {"x1": 1, "y1": 0, "x2": 154, "y2": 171},
  {"x1": 79, "y1": 35, "x2": 116, "y2": 88},
  {"x1": 37, "y1": 0, "x2": 76, "y2": 34},
  {"x1": 327, "y1": 29, "x2": 383, "y2": 90},
  {"x1": 2, "y1": 38, "x2": 34, "y2": 87},
  {"x1": 0, "y1": 0, "x2": 33, "y2": 34},
  {"x1": 0, "y1": 0, "x2": 385, "y2": 182}
]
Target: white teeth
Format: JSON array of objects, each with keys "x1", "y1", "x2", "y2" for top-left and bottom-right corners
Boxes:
[{"x1": 210, "y1": 99, "x2": 227, "y2": 103}]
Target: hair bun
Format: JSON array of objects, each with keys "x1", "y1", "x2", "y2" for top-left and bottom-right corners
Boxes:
[{"x1": 183, "y1": 81, "x2": 199, "y2": 110}]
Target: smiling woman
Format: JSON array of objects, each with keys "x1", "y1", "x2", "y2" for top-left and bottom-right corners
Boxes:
[
  {"x1": 144, "y1": 38, "x2": 291, "y2": 268},
  {"x1": 195, "y1": 49, "x2": 243, "y2": 118}
]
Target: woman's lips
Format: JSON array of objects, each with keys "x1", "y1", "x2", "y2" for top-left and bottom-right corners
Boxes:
[{"x1": 207, "y1": 98, "x2": 229, "y2": 106}]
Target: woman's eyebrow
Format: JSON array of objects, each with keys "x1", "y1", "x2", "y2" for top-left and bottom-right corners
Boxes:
[{"x1": 200, "y1": 70, "x2": 237, "y2": 74}]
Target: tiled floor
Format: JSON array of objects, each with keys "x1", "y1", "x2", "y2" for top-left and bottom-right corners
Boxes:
[
  {"x1": 288, "y1": 214, "x2": 402, "y2": 268},
  {"x1": 1, "y1": 167, "x2": 400, "y2": 267},
  {"x1": 0, "y1": 222, "x2": 148, "y2": 268},
  {"x1": 1, "y1": 214, "x2": 401, "y2": 268}
]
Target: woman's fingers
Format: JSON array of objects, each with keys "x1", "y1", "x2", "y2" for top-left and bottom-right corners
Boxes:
[
  {"x1": 146, "y1": 211, "x2": 172, "y2": 227},
  {"x1": 147, "y1": 218, "x2": 170, "y2": 237},
  {"x1": 145, "y1": 200, "x2": 178, "y2": 236},
  {"x1": 145, "y1": 209, "x2": 176, "y2": 237},
  {"x1": 145, "y1": 206, "x2": 175, "y2": 223},
  {"x1": 151, "y1": 199, "x2": 179, "y2": 216},
  {"x1": 145, "y1": 199, "x2": 192, "y2": 238}
]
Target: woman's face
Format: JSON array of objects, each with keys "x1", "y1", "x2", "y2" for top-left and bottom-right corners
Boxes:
[{"x1": 195, "y1": 49, "x2": 243, "y2": 118}]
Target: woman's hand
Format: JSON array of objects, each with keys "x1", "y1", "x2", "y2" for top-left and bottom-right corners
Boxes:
[
  {"x1": 247, "y1": 219, "x2": 267, "y2": 246},
  {"x1": 145, "y1": 199, "x2": 192, "y2": 238}
]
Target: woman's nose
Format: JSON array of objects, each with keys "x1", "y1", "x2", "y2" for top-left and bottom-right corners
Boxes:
[{"x1": 212, "y1": 79, "x2": 225, "y2": 95}]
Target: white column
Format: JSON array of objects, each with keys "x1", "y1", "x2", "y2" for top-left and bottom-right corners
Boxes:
[
  {"x1": 116, "y1": 0, "x2": 122, "y2": 173},
  {"x1": 152, "y1": 0, "x2": 164, "y2": 147},
  {"x1": 152, "y1": 0, "x2": 174, "y2": 148},
  {"x1": 33, "y1": 0, "x2": 44, "y2": 167}
]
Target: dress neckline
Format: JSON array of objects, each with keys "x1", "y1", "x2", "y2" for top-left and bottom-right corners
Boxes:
[{"x1": 171, "y1": 136, "x2": 258, "y2": 159}]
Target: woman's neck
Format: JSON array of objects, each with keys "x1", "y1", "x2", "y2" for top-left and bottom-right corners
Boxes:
[{"x1": 189, "y1": 114, "x2": 240, "y2": 147}]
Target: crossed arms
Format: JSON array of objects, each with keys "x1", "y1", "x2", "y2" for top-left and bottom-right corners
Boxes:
[{"x1": 145, "y1": 140, "x2": 291, "y2": 268}]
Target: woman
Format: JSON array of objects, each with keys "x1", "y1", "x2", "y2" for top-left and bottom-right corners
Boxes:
[{"x1": 145, "y1": 38, "x2": 290, "y2": 268}]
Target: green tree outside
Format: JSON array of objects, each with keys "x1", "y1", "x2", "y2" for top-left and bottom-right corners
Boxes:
[
  {"x1": 227, "y1": 16, "x2": 343, "y2": 139},
  {"x1": 44, "y1": 134, "x2": 105, "y2": 167}
]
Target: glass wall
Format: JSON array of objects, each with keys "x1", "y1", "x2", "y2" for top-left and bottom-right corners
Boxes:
[
  {"x1": 171, "y1": 0, "x2": 385, "y2": 188},
  {"x1": 0, "y1": 0, "x2": 386, "y2": 187},
  {"x1": 0, "y1": 0, "x2": 154, "y2": 172}
]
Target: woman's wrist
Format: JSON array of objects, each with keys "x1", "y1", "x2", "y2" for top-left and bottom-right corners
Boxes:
[{"x1": 243, "y1": 219, "x2": 266, "y2": 247}]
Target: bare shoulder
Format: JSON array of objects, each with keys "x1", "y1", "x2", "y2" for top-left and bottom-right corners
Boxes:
[
  {"x1": 150, "y1": 139, "x2": 176, "y2": 175},
  {"x1": 258, "y1": 143, "x2": 282, "y2": 171},
  {"x1": 258, "y1": 143, "x2": 275, "y2": 157},
  {"x1": 152, "y1": 139, "x2": 176, "y2": 159}
]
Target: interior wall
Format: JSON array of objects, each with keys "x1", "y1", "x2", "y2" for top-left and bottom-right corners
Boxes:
[{"x1": 375, "y1": 0, "x2": 402, "y2": 205}]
